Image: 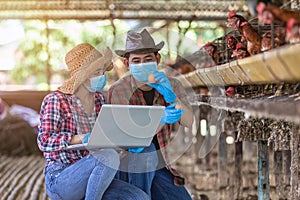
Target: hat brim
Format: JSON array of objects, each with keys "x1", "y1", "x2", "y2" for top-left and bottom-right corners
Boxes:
[
  {"x1": 58, "y1": 47, "x2": 113, "y2": 94},
  {"x1": 57, "y1": 75, "x2": 77, "y2": 94},
  {"x1": 115, "y1": 41, "x2": 164, "y2": 57}
]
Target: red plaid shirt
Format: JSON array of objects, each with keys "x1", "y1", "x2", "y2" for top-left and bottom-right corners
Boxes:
[
  {"x1": 108, "y1": 74, "x2": 191, "y2": 186},
  {"x1": 37, "y1": 91, "x2": 104, "y2": 166}
]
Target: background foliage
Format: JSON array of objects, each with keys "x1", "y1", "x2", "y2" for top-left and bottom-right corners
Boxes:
[{"x1": 5, "y1": 19, "x2": 224, "y2": 90}]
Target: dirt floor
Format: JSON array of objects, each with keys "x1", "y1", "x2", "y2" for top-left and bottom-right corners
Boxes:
[{"x1": 0, "y1": 115, "x2": 47, "y2": 200}]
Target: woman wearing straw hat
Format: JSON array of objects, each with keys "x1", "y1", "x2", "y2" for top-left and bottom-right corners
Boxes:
[{"x1": 37, "y1": 43, "x2": 149, "y2": 200}]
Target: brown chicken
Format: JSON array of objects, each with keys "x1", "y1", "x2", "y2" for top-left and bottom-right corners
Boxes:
[
  {"x1": 286, "y1": 18, "x2": 300, "y2": 44},
  {"x1": 172, "y1": 56, "x2": 196, "y2": 74},
  {"x1": 225, "y1": 35, "x2": 238, "y2": 49},
  {"x1": 261, "y1": 28, "x2": 286, "y2": 51},
  {"x1": 232, "y1": 42, "x2": 249, "y2": 59},
  {"x1": 204, "y1": 42, "x2": 218, "y2": 66},
  {"x1": 227, "y1": 11, "x2": 261, "y2": 56},
  {"x1": 256, "y1": 2, "x2": 300, "y2": 25}
]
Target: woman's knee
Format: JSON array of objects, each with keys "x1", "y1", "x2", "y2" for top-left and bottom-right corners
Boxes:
[{"x1": 90, "y1": 149, "x2": 120, "y2": 169}]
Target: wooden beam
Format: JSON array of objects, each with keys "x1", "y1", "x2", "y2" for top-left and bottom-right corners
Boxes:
[{"x1": 192, "y1": 96, "x2": 300, "y2": 123}]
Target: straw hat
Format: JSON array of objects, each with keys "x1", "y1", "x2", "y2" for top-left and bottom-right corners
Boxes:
[
  {"x1": 58, "y1": 43, "x2": 113, "y2": 94},
  {"x1": 115, "y1": 29, "x2": 164, "y2": 57}
]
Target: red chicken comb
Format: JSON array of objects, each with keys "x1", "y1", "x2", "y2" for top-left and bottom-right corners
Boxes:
[
  {"x1": 228, "y1": 11, "x2": 236, "y2": 18},
  {"x1": 287, "y1": 18, "x2": 296, "y2": 30},
  {"x1": 205, "y1": 42, "x2": 214, "y2": 47},
  {"x1": 236, "y1": 42, "x2": 243, "y2": 49},
  {"x1": 226, "y1": 87, "x2": 236, "y2": 97},
  {"x1": 226, "y1": 36, "x2": 232, "y2": 41}
]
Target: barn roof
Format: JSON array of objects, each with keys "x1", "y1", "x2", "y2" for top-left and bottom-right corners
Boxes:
[{"x1": 0, "y1": 0, "x2": 248, "y2": 20}]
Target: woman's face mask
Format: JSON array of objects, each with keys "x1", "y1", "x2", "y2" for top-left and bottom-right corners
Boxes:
[
  {"x1": 129, "y1": 62, "x2": 157, "y2": 83},
  {"x1": 86, "y1": 73, "x2": 106, "y2": 92}
]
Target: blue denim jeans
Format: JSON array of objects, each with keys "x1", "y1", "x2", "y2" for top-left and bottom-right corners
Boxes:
[
  {"x1": 103, "y1": 179, "x2": 150, "y2": 200},
  {"x1": 45, "y1": 149, "x2": 147, "y2": 200},
  {"x1": 151, "y1": 167, "x2": 192, "y2": 200},
  {"x1": 116, "y1": 143, "x2": 158, "y2": 198}
]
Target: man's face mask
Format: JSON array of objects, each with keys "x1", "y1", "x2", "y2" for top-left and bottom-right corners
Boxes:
[
  {"x1": 129, "y1": 62, "x2": 157, "y2": 83},
  {"x1": 86, "y1": 73, "x2": 106, "y2": 92}
]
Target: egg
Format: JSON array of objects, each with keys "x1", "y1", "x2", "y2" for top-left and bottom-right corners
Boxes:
[
  {"x1": 175, "y1": 104, "x2": 182, "y2": 109},
  {"x1": 106, "y1": 63, "x2": 114, "y2": 71},
  {"x1": 148, "y1": 73, "x2": 156, "y2": 83}
]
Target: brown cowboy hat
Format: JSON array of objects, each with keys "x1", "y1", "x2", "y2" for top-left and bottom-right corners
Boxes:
[
  {"x1": 115, "y1": 29, "x2": 164, "y2": 57},
  {"x1": 58, "y1": 43, "x2": 113, "y2": 94}
]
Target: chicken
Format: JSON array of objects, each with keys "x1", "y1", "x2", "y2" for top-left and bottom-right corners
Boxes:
[
  {"x1": 261, "y1": 28, "x2": 286, "y2": 51},
  {"x1": 256, "y1": 2, "x2": 300, "y2": 25},
  {"x1": 232, "y1": 42, "x2": 249, "y2": 59},
  {"x1": 204, "y1": 42, "x2": 218, "y2": 66},
  {"x1": 193, "y1": 49, "x2": 214, "y2": 69},
  {"x1": 225, "y1": 35, "x2": 238, "y2": 49},
  {"x1": 172, "y1": 56, "x2": 196, "y2": 74},
  {"x1": 225, "y1": 35, "x2": 247, "y2": 61},
  {"x1": 227, "y1": 11, "x2": 261, "y2": 56},
  {"x1": 286, "y1": 18, "x2": 300, "y2": 44},
  {"x1": 225, "y1": 35, "x2": 238, "y2": 61},
  {"x1": 226, "y1": 87, "x2": 236, "y2": 97}
]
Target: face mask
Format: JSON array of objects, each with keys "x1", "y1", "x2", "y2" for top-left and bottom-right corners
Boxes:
[
  {"x1": 129, "y1": 62, "x2": 157, "y2": 83},
  {"x1": 86, "y1": 73, "x2": 106, "y2": 92}
]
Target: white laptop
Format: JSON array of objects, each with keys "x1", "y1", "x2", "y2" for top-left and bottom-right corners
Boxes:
[{"x1": 66, "y1": 104, "x2": 165, "y2": 151}]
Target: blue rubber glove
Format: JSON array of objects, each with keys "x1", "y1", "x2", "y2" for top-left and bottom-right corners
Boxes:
[
  {"x1": 82, "y1": 132, "x2": 91, "y2": 144},
  {"x1": 160, "y1": 102, "x2": 184, "y2": 125},
  {"x1": 128, "y1": 147, "x2": 144, "y2": 153},
  {"x1": 147, "y1": 71, "x2": 177, "y2": 103}
]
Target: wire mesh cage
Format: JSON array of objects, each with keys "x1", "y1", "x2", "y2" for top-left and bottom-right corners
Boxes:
[{"x1": 210, "y1": 17, "x2": 287, "y2": 67}]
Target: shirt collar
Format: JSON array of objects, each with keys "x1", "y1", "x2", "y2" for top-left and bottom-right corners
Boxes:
[{"x1": 129, "y1": 74, "x2": 164, "y2": 105}]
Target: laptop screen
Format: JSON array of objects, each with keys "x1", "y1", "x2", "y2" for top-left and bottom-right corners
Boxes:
[{"x1": 87, "y1": 104, "x2": 165, "y2": 148}]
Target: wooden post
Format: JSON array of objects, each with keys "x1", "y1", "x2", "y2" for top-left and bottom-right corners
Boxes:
[
  {"x1": 205, "y1": 130, "x2": 211, "y2": 169},
  {"x1": 218, "y1": 132, "x2": 228, "y2": 189},
  {"x1": 290, "y1": 126, "x2": 299, "y2": 200},
  {"x1": 257, "y1": 140, "x2": 270, "y2": 200},
  {"x1": 274, "y1": 151, "x2": 283, "y2": 199},
  {"x1": 283, "y1": 150, "x2": 291, "y2": 186},
  {"x1": 234, "y1": 131, "x2": 243, "y2": 199}
]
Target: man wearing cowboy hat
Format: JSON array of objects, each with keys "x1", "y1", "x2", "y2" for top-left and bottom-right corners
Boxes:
[
  {"x1": 108, "y1": 29, "x2": 193, "y2": 199},
  {"x1": 37, "y1": 43, "x2": 150, "y2": 200}
]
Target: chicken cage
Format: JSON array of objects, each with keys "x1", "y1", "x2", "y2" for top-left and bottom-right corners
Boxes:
[{"x1": 211, "y1": 17, "x2": 287, "y2": 67}]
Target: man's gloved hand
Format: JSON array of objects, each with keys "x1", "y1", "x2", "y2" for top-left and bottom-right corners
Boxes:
[
  {"x1": 128, "y1": 147, "x2": 144, "y2": 153},
  {"x1": 82, "y1": 132, "x2": 91, "y2": 144},
  {"x1": 147, "y1": 71, "x2": 176, "y2": 103},
  {"x1": 160, "y1": 102, "x2": 184, "y2": 125}
]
